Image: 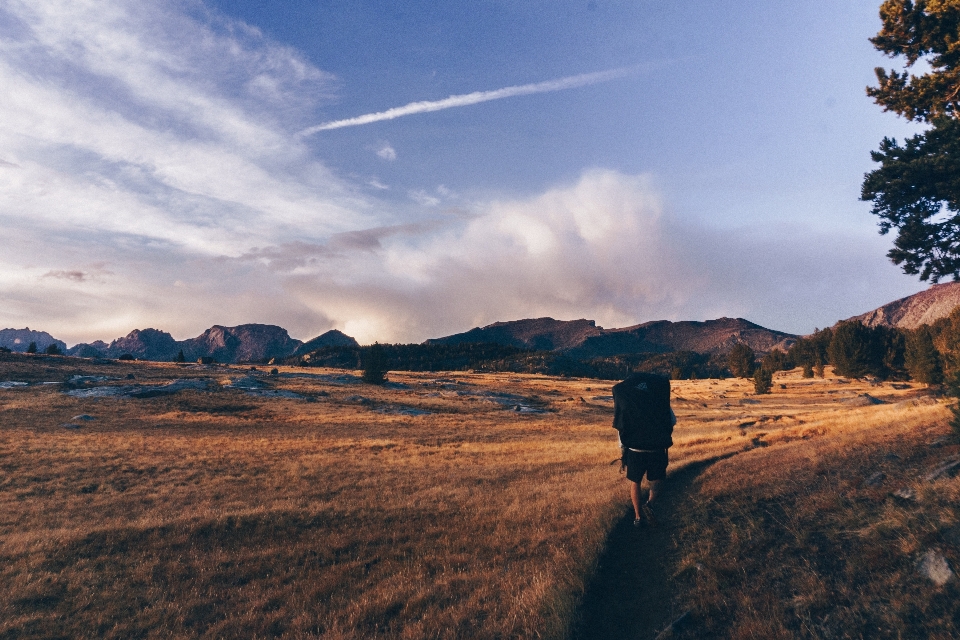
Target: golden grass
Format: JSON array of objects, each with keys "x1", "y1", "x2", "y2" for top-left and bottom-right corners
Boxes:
[
  {"x1": 665, "y1": 372, "x2": 960, "y2": 639},
  {"x1": 2, "y1": 354, "x2": 956, "y2": 638},
  {"x1": 2, "y1": 355, "x2": 627, "y2": 638}
]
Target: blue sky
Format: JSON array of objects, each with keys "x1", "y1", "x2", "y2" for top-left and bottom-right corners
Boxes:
[{"x1": 0, "y1": 0, "x2": 929, "y2": 345}]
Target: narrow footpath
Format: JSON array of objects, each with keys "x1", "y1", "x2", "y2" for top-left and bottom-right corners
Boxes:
[{"x1": 572, "y1": 458, "x2": 728, "y2": 640}]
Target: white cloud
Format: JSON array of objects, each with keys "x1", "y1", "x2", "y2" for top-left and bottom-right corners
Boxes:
[
  {"x1": 0, "y1": 1, "x2": 924, "y2": 347},
  {"x1": 376, "y1": 143, "x2": 397, "y2": 161},
  {"x1": 409, "y1": 189, "x2": 441, "y2": 207},
  {"x1": 299, "y1": 65, "x2": 643, "y2": 134},
  {"x1": 245, "y1": 170, "x2": 922, "y2": 343},
  {"x1": 0, "y1": 0, "x2": 372, "y2": 260}
]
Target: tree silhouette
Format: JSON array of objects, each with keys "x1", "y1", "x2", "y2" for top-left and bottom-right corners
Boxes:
[
  {"x1": 362, "y1": 342, "x2": 388, "y2": 385},
  {"x1": 727, "y1": 343, "x2": 755, "y2": 378},
  {"x1": 862, "y1": 1, "x2": 960, "y2": 281}
]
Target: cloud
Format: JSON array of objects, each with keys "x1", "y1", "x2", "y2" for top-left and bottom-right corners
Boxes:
[
  {"x1": 376, "y1": 143, "x2": 397, "y2": 161},
  {"x1": 43, "y1": 270, "x2": 88, "y2": 282},
  {"x1": 299, "y1": 65, "x2": 643, "y2": 134},
  {"x1": 0, "y1": 0, "x2": 372, "y2": 260},
  {"x1": 409, "y1": 190, "x2": 441, "y2": 207},
  {"x1": 245, "y1": 170, "x2": 922, "y2": 343},
  {"x1": 0, "y1": 2, "x2": 923, "y2": 348}
]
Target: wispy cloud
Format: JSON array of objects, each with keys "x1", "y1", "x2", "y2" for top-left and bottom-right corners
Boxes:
[
  {"x1": 0, "y1": 2, "x2": 923, "y2": 347},
  {"x1": 0, "y1": 0, "x2": 370, "y2": 259},
  {"x1": 299, "y1": 66, "x2": 641, "y2": 135},
  {"x1": 376, "y1": 143, "x2": 397, "y2": 161}
]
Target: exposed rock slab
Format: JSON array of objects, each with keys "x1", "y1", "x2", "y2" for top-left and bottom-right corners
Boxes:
[{"x1": 849, "y1": 282, "x2": 960, "y2": 329}]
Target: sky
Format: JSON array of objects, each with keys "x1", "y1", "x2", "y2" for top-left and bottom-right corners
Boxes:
[{"x1": 0, "y1": 0, "x2": 932, "y2": 346}]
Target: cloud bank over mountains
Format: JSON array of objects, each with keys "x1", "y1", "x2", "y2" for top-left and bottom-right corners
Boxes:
[{"x1": 0, "y1": 0, "x2": 921, "y2": 346}]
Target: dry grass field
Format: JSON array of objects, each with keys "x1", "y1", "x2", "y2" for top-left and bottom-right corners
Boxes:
[{"x1": 2, "y1": 352, "x2": 958, "y2": 638}]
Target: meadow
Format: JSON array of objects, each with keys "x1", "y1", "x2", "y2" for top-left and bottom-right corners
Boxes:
[{"x1": 1, "y1": 352, "x2": 957, "y2": 638}]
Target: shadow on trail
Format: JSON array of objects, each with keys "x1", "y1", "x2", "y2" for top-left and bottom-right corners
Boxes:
[{"x1": 572, "y1": 454, "x2": 738, "y2": 640}]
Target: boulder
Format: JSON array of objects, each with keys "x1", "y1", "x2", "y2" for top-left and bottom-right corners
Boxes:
[{"x1": 918, "y1": 550, "x2": 953, "y2": 586}]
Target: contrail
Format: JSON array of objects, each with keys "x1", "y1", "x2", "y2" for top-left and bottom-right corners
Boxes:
[{"x1": 299, "y1": 66, "x2": 640, "y2": 135}]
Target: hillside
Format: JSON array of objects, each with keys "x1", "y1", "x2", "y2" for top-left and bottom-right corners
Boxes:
[
  {"x1": 849, "y1": 282, "x2": 960, "y2": 329},
  {"x1": 427, "y1": 316, "x2": 796, "y2": 357}
]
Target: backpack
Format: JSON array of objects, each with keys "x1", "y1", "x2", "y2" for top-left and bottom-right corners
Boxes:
[{"x1": 612, "y1": 372, "x2": 674, "y2": 450}]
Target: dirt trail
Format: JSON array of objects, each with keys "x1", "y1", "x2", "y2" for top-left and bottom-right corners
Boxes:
[{"x1": 572, "y1": 457, "x2": 730, "y2": 640}]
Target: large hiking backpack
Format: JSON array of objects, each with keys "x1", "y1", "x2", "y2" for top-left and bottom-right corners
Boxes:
[{"x1": 612, "y1": 372, "x2": 674, "y2": 450}]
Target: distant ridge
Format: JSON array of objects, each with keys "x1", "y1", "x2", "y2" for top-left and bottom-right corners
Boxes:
[
  {"x1": 58, "y1": 325, "x2": 359, "y2": 363},
  {"x1": 427, "y1": 316, "x2": 797, "y2": 357},
  {"x1": 848, "y1": 282, "x2": 960, "y2": 329},
  {"x1": 0, "y1": 328, "x2": 66, "y2": 353}
]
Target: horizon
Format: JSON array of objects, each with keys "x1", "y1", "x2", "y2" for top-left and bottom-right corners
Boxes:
[
  {"x1": 0, "y1": 1, "x2": 931, "y2": 345},
  {"x1": 0, "y1": 306, "x2": 890, "y2": 349}
]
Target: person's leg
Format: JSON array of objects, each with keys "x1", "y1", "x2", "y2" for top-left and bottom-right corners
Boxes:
[
  {"x1": 646, "y1": 479, "x2": 662, "y2": 505},
  {"x1": 630, "y1": 479, "x2": 643, "y2": 520}
]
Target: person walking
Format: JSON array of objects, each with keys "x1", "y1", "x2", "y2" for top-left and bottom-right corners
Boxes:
[{"x1": 612, "y1": 371, "x2": 676, "y2": 527}]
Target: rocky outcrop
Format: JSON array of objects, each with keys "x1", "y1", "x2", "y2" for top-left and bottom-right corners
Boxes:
[
  {"x1": 181, "y1": 324, "x2": 301, "y2": 363},
  {"x1": 292, "y1": 330, "x2": 359, "y2": 356},
  {"x1": 427, "y1": 317, "x2": 796, "y2": 358},
  {"x1": 59, "y1": 325, "x2": 360, "y2": 363},
  {"x1": 107, "y1": 328, "x2": 180, "y2": 360},
  {"x1": 67, "y1": 343, "x2": 107, "y2": 358},
  {"x1": 0, "y1": 328, "x2": 66, "y2": 353},
  {"x1": 849, "y1": 282, "x2": 960, "y2": 329}
]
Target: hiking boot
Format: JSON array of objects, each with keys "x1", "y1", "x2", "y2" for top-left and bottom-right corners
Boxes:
[
  {"x1": 641, "y1": 502, "x2": 657, "y2": 527},
  {"x1": 633, "y1": 517, "x2": 643, "y2": 528}
]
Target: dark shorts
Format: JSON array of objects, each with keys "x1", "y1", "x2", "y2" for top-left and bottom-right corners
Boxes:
[{"x1": 625, "y1": 449, "x2": 668, "y2": 483}]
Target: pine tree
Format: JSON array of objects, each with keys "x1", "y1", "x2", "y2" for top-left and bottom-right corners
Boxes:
[
  {"x1": 828, "y1": 320, "x2": 885, "y2": 378},
  {"x1": 26, "y1": 341, "x2": 37, "y2": 354},
  {"x1": 862, "y1": 1, "x2": 960, "y2": 281},
  {"x1": 362, "y1": 342, "x2": 388, "y2": 385},
  {"x1": 761, "y1": 348, "x2": 790, "y2": 373},
  {"x1": 905, "y1": 326, "x2": 944, "y2": 385},
  {"x1": 947, "y1": 369, "x2": 960, "y2": 441},
  {"x1": 175, "y1": 349, "x2": 186, "y2": 363},
  {"x1": 753, "y1": 367, "x2": 773, "y2": 394},
  {"x1": 728, "y1": 343, "x2": 756, "y2": 378}
]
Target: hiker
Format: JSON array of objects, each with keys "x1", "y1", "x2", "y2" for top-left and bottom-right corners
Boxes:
[{"x1": 612, "y1": 372, "x2": 676, "y2": 527}]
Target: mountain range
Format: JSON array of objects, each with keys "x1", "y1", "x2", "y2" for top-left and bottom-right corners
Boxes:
[
  {"x1": 426, "y1": 316, "x2": 797, "y2": 358},
  {"x1": 0, "y1": 324, "x2": 357, "y2": 363},
  {"x1": 4, "y1": 283, "x2": 960, "y2": 364}
]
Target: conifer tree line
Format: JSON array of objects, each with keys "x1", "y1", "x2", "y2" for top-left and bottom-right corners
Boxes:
[
  {"x1": 290, "y1": 306, "x2": 960, "y2": 383},
  {"x1": 769, "y1": 312, "x2": 960, "y2": 384}
]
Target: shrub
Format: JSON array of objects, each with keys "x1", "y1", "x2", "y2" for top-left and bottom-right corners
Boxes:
[{"x1": 118, "y1": 354, "x2": 134, "y2": 361}]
